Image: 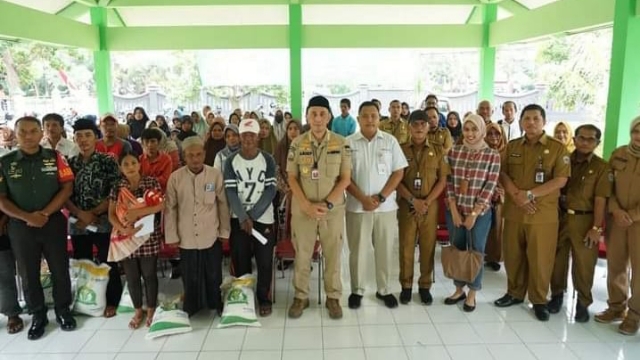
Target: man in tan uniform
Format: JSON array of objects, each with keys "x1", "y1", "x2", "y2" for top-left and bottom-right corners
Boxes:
[
  {"x1": 494, "y1": 104, "x2": 570, "y2": 321},
  {"x1": 596, "y1": 116, "x2": 640, "y2": 335},
  {"x1": 379, "y1": 100, "x2": 409, "y2": 145},
  {"x1": 425, "y1": 107, "x2": 453, "y2": 152},
  {"x1": 396, "y1": 110, "x2": 449, "y2": 305},
  {"x1": 548, "y1": 124, "x2": 610, "y2": 322},
  {"x1": 286, "y1": 95, "x2": 351, "y2": 320}
]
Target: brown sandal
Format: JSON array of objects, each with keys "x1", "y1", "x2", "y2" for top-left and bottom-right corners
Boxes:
[
  {"x1": 129, "y1": 312, "x2": 144, "y2": 330},
  {"x1": 6, "y1": 316, "x2": 23, "y2": 334},
  {"x1": 145, "y1": 309, "x2": 156, "y2": 327},
  {"x1": 259, "y1": 303, "x2": 273, "y2": 317},
  {"x1": 104, "y1": 306, "x2": 117, "y2": 318}
]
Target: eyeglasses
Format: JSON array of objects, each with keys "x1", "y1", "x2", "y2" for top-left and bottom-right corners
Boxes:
[{"x1": 574, "y1": 135, "x2": 599, "y2": 144}]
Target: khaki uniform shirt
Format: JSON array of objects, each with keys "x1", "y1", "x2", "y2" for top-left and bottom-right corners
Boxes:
[
  {"x1": 379, "y1": 118, "x2": 409, "y2": 145},
  {"x1": 427, "y1": 127, "x2": 453, "y2": 152},
  {"x1": 400, "y1": 140, "x2": 450, "y2": 205},
  {"x1": 563, "y1": 152, "x2": 611, "y2": 212},
  {"x1": 609, "y1": 146, "x2": 640, "y2": 222},
  {"x1": 286, "y1": 131, "x2": 350, "y2": 215},
  {"x1": 502, "y1": 133, "x2": 571, "y2": 224}
]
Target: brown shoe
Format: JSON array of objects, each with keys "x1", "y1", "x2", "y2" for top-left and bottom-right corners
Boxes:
[
  {"x1": 288, "y1": 298, "x2": 310, "y2": 319},
  {"x1": 619, "y1": 316, "x2": 640, "y2": 335},
  {"x1": 325, "y1": 298, "x2": 343, "y2": 320},
  {"x1": 594, "y1": 308, "x2": 627, "y2": 324}
]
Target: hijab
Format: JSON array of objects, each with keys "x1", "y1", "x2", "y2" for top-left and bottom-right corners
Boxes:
[
  {"x1": 485, "y1": 122, "x2": 507, "y2": 153},
  {"x1": 204, "y1": 121, "x2": 227, "y2": 166},
  {"x1": 627, "y1": 116, "x2": 640, "y2": 158},
  {"x1": 258, "y1": 119, "x2": 278, "y2": 155},
  {"x1": 553, "y1": 121, "x2": 575, "y2": 152},
  {"x1": 462, "y1": 114, "x2": 489, "y2": 151},
  {"x1": 446, "y1": 111, "x2": 462, "y2": 142},
  {"x1": 275, "y1": 120, "x2": 302, "y2": 180}
]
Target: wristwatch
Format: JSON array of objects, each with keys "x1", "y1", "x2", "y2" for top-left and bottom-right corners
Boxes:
[
  {"x1": 526, "y1": 190, "x2": 535, "y2": 201},
  {"x1": 592, "y1": 225, "x2": 603, "y2": 234},
  {"x1": 408, "y1": 196, "x2": 415, "y2": 205},
  {"x1": 324, "y1": 200, "x2": 334, "y2": 210},
  {"x1": 470, "y1": 211, "x2": 478, "y2": 217},
  {"x1": 378, "y1": 193, "x2": 386, "y2": 203}
]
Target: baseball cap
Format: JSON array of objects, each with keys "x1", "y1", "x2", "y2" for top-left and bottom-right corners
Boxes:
[
  {"x1": 239, "y1": 119, "x2": 260, "y2": 134},
  {"x1": 408, "y1": 110, "x2": 428, "y2": 124},
  {"x1": 100, "y1": 113, "x2": 118, "y2": 124}
]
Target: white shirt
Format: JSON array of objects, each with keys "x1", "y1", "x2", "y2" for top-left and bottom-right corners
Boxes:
[
  {"x1": 346, "y1": 130, "x2": 408, "y2": 213},
  {"x1": 40, "y1": 137, "x2": 79, "y2": 158},
  {"x1": 498, "y1": 118, "x2": 522, "y2": 142}
]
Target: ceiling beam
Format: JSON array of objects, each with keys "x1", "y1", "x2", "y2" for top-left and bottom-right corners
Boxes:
[
  {"x1": 75, "y1": 0, "x2": 99, "y2": 6},
  {"x1": 108, "y1": 8, "x2": 126, "y2": 26},
  {"x1": 0, "y1": 0, "x2": 98, "y2": 49},
  {"x1": 56, "y1": 1, "x2": 91, "y2": 19},
  {"x1": 490, "y1": 0, "x2": 614, "y2": 46},
  {"x1": 98, "y1": 0, "x2": 113, "y2": 5},
  {"x1": 466, "y1": 5, "x2": 481, "y2": 24},
  {"x1": 498, "y1": 0, "x2": 528, "y2": 16},
  {"x1": 107, "y1": 0, "x2": 479, "y2": 6}
]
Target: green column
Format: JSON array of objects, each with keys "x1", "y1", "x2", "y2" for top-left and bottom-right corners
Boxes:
[
  {"x1": 91, "y1": 7, "x2": 114, "y2": 115},
  {"x1": 479, "y1": 4, "x2": 497, "y2": 102},
  {"x1": 288, "y1": 4, "x2": 303, "y2": 118},
  {"x1": 603, "y1": 0, "x2": 640, "y2": 158}
]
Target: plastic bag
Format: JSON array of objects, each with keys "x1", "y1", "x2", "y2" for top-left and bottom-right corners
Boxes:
[
  {"x1": 70, "y1": 259, "x2": 110, "y2": 317},
  {"x1": 117, "y1": 281, "x2": 147, "y2": 314},
  {"x1": 146, "y1": 295, "x2": 192, "y2": 340},
  {"x1": 217, "y1": 274, "x2": 260, "y2": 328}
]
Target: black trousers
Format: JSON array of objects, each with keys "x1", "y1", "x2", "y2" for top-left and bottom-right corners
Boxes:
[
  {"x1": 180, "y1": 242, "x2": 223, "y2": 316},
  {"x1": 71, "y1": 233, "x2": 123, "y2": 307},
  {"x1": 230, "y1": 219, "x2": 275, "y2": 304},
  {"x1": 121, "y1": 256, "x2": 158, "y2": 309},
  {"x1": 8, "y1": 212, "x2": 72, "y2": 316}
]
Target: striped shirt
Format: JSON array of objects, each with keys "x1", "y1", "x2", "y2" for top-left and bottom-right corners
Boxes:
[{"x1": 446, "y1": 144, "x2": 501, "y2": 216}]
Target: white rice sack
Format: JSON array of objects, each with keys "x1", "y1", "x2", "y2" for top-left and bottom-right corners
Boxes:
[
  {"x1": 70, "y1": 259, "x2": 110, "y2": 317},
  {"x1": 217, "y1": 274, "x2": 261, "y2": 328},
  {"x1": 117, "y1": 282, "x2": 148, "y2": 314},
  {"x1": 146, "y1": 295, "x2": 191, "y2": 340}
]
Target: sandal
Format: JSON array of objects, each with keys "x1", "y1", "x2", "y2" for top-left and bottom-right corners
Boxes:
[
  {"x1": 145, "y1": 308, "x2": 156, "y2": 327},
  {"x1": 259, "y1": 302, "x2": 273, "y2": 317},
  {"x1": 6, "y1": 316, "x2": 23, "y2": 334},
  {"x1": 104, "y1": 305, "x2": 117, "y2": 318},
  {"x1": 128, "y1": 312, "x2": 144, "y2": 330}
]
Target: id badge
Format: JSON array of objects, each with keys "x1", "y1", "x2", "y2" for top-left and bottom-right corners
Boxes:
[
  {"x1": 413, "y1": 178, "x2": 422, "y2": 191},
  {"x1": 534, "y1": 170, "x2": 545, "y2": 184},
  {"x1": 311, "y1": 168, "x2": 320, "y2": 180}
]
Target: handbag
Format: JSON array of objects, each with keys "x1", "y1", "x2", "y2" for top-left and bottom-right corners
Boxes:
[{"x1": 441, "y1": 227, "x2": 483, "y2": 283}]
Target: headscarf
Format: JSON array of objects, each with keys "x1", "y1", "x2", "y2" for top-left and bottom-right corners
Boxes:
[
  {"x1": 553, "y1": 121, "x2": 575, "y2": 152},
  {"x1": 275, "y1": 120, "x2": 302, "y2": 181},
  {"x1": 485, "y1": 122, "x2": 507, "y2": 153},
  {"x1": 258, "y1": 119, "x2": 278, "y2": 155},
  {"x1": 446, "y1": 111, "x2": 462, "y2": 142},
  {"x1": 204, "y1": 121, "x2": 227, "y2": 166},
  {"x1": 462, "y1": 114, "x2": 488, "y2": 151},
  {"x1": 627, "y1": 116, "x2": 640, "y2": 158}
]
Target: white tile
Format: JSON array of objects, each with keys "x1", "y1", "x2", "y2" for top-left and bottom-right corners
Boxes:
[
  {"x1": 120, "y1": 329, "x2": 167, "y2": 352},
  {"x1": 256, "y1": 308, "x2": 286, "y2": 328},
  {"x1": 359, "y1": 325, "x2": 403, "y2": 347},
  {"x1": 0, "y1": 332, "x2": 16, "y2": 352},
  {"x1": 425, "y1": 304, "x2": 469, "y2": 323},
  {"x1": 566, "y1": 342, "x2": 619, "y2": 360},
  {"x1": 364, "y1": 346, "x2": 408, "y2": 360},
  {"x1": 355, "y1": 306, "x2": 395, "y2": 325},
  {"x1": 41, "y1": 329, "x2": 95, "y2": 353},
  {"x1": 238, "y1": 350, "x2": 281, "y2": 360},
  {"x1": 397, "y1": 324, "x2": 441, "y2": 346},
  {"x1": 446, "y1": 345, "x2": 493, "y2": 360},
  {"x1": 242, "y1": 328, "x2": 283, "y2": 350},
  {"x1": 321, "y1": 307, "x2": 359, "y2": 326},
  {"x1": 0, "y1": 355, "x2": 35, "y2": 360},
  {"x1": 100, "y1": 315, "x2": 134, "y2": 330},
  {"x1": 282, "y1": 349, "x2": 323, "y2": 360},
  {"x1": 73, "y1": 354, "x2": 116, "y2": 360},
  {"x1": 283, "y1": 327, "x2": 322, "y2": 350},
  {"x1": 391, "y1": 305, "x2": 431, "y2": 324},
  {"x1": 462, "y1": 304, "x2": 505, "y2": 322},
  {"x1": 75, "y1": 316, "x2": 107, "y2": 330},
  {"x1": 201, "y1": 328, "x2": 246, "y2": 351},
  {"x1": 1, "y1": 328, "x2": 56, "y2": 353},
  {"x1": 495, "y1": 306, "x2": 537, "y2": 322},
  {"x1": 114, "y1": 353, "x2": 158, "y2": 360},
  {"x1": 156, "y1": 352, "x2": 199, "y2": 360},
  {"x1": 187, "y1": 311, "x2": 215, "y2": 329},
  {"x1": 322, "y1": 326, "x2": 362, "y2": 348},
  {"x1": 197, "y1": 351, "x2": 241, "y2": 360},
  {"x1": 487, "y1": 344, "x2": 537, "y2": 360},
  {"x1": 285, "y1": 308, "x2": 322, "y2": 327},
  {"x1": 405, "y1": 345, "x2": 451, "y2": 360},
  {"x1": 617, "y1": 343, "x2": 640, "y2": 360},
  {"x1": 527, "y1": 343, "x2": 579, "y2": 360},
  {"x1": 32, "y1": 354, "x2": 76, "y2": 360},
  {"x1": 471, "y1": 322, "x2": 521, "y2": 344},
  {"x1": 434, "y1": 323, "x2": 483, "y2": 345},
  {"x1": 161, "y1": 328, "x2": 208, "y2": 352},
  {"x1": 323, "y1": 347, "x2": 366, "y2": 360},
  {"x1": 545, "y1": 321, "x2": 599, "y2": 342},
  {"x1": 508, "y1": 322, "x2": 559, "y2": 343}
]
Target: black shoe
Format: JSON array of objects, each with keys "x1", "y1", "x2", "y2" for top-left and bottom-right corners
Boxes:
[
  {"x1": 27, "y1": 316, "x2": 49, "y2": 340},
  {"x1": 575, "y1": 302, "x2": 590, "y2": 323},
  {"x1": 55, "y1": 312, "x2": 76, "y2": 331},
  {"x1": 444, "y1": 292, "x2": 467, "y2": 305},
  {"x1": 399, "y1": 288, "x2": 412, "y2": 305},
  {"x1": 348, "y1": 294, "x2": 363, "y2": 309},
  {"x1": 376, "y1": 292, "x2": 399, "y2": 309},
  {"x1": 463, "y1": 299, "x2": 476, "y2": 313},
  {"x1": 494, "y1": 294, "x2": 524, "y2": 308},
  {"x1": 418, "y1": 288, "x2": 433, "y2": 305},
  {"x1": 533, "y1": 304, "x2": 550, "y2": 321},
  {"x1": 547, "y1": 294, "x2": 563, "y2": 314},
  {"x1": 485, "y1": 261, "x2": 501, "y2": 272}
]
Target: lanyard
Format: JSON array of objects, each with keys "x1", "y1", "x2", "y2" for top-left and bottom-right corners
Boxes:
[
  {"x1": 411, "y1": 144, "x2": 425, "y2": 177},
  {"x1": 309, "y1": 131, "x2": 330, "y2": 169}
]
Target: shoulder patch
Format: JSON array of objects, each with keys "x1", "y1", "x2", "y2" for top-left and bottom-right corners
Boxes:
[
  {"x1": 608, "y1": 172, "x2": 614, "y2": 182},
  {"x1": 562, "y1": 155, "x2": 570, "y2": 164}
]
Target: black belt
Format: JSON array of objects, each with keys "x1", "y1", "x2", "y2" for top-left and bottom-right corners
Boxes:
[{"x1": 561, "y1": 208, "x2": 594, "y2": 215}]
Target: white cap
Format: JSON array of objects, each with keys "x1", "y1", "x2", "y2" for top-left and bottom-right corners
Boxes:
[{"x1": 239, "y1": 119, "x2": 260, "y2": 134}]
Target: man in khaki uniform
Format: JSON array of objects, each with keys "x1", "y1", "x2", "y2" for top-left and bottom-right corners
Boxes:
[
  {"x1": 494, "y1": 104, "x2": 570, "y2": 321},
  {"x1": 396, "y1": 110, "x2": 448, "y2": 305},
  {"x1": 286, "y1": 95, "x2": 351, "y2": 320},
  {"x1": 425, "y1": 106, "x2": 453, "y2": 152},
  {"x1": 379, "y1": 100, "x2": 409, "y2": 145},
  {"x1": 548, "y1": 125, "x2": 610, "y2": 322},
  {"x1": 597, "y1": 116, "x2": 640, "y2": 335}
]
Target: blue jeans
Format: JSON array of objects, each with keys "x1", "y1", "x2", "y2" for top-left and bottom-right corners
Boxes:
[{"x1": 445, "y1": 210, "x2": 492, "y2": 291}]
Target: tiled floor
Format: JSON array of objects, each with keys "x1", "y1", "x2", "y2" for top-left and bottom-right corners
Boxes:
[{"x1": 1, "y1": 245, "x2": 639, "y2": 360}]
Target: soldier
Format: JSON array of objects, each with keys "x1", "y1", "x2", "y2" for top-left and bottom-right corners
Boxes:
[
  {"x1": 0, "y1": 116, "x2": 76, "y2": 340},
  {"x1": 286, "y1": 96, "x2": 351, "y2": 320},
  {"x1": 547, "y1": 124, "x2": 610, "y2": 322},
  {"x1": 425, "y1": 106, "x2": 453, "y2": 152},
  {"x1": 597, "y1": 117, "x2": 640, "y2": 335},
  {"x1": 379, "y1": 100, "x2": 409, "y2": 145},
  {"x1": 396, "y1": 110, "x2": 448, "y2": 305},
  {"x1": 494, "y1": 104, "x2": 570, "y2": 321}
]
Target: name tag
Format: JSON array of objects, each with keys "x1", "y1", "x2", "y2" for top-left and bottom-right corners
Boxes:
[
  {"x1": 41, "y1": 166, "x2": 57, "y2": 173},
  {"x1": 205, "y1": 183, "x2": 215, "y2": 192}
]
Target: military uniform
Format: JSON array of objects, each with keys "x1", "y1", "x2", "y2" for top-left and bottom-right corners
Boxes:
[
  {"x1": 605, "y1": 146, "x2": 640, "y2": 319},
  {"x1": 0, "y1": 147, "x2": 74, "y2": 316},
  {"x1": 501, "y1": 134, "x2": 571, "y2": 305},
  {"x1": 286, "y1": 130, "x2": 350, "y2": 301},
  {"x1": 398, "y1": 140, "x2": 449, "y2": 290},
  {"x1": 549, "y1": 152, "x2": 611, "y2": 307},
  {"x1": 379, "y1": 118, "x2": 410, "y2": 145},
  {"x1": 426, "y1": 127, "x2": 453, "y2": 152}
]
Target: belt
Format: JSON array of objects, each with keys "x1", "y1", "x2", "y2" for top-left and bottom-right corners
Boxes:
[{"x1": 562, "y1": 208, "x2": 594, "y2": 215}]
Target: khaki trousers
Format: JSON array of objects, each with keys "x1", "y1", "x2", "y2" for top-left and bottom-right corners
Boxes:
[
  {"x1": 503, "y1": 220, "x2": 559, "y2": 304},
  {"x1": 346, "y1": 211, "x2": 397, "y2": 296},
  {"x1": 291, "y1": 210, "x2": 344, "y2": 300},
  {"x1": 397, "y1": 203, "x2": 438, "y2": 289},
  {"x1": 606, "y1": 221, "x2": 640, "y2": 317}
]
